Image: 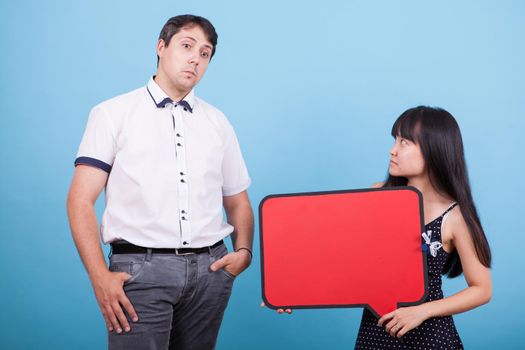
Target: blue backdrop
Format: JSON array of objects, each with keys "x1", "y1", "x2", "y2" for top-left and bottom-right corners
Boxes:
[{"x1": 1, "y1": 1, "x2": 524, "y2": 349}]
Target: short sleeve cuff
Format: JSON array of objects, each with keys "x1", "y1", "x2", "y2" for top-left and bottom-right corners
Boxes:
[
  {"x1": 75, "y1": 156, "x2": 112, "y2": 173},
  {"x1": 222, "y1": 179, "x2": 251, "y2": 197}
]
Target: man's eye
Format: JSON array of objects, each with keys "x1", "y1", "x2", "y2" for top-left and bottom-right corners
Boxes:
[
  {"x1": 182, "y1": 43, "x2": 191, "y2": 49},
  {"x1": 201, "y1": 51, "x2": 210, "y2": 58}
]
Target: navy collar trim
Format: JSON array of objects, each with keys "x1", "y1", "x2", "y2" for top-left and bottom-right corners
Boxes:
[{"x1": 146, "y1": 77, "x2": 194, "y2": 113}]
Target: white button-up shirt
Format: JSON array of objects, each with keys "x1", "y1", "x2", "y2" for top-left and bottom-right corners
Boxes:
[{"x1": 75, "y1": 77, "x2": 251, "y2": 248}]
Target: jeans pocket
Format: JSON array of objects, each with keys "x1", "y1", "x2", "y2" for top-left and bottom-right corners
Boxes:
[
  {"x1": 109, "y1": 255, "x2": 147, "y2": 285},
  {"x1": 210, "y1": 245, "x2": 236, "y2": 280},
  {"x1": 219, "y1": 268, "x2": 236, "y2": 280}
]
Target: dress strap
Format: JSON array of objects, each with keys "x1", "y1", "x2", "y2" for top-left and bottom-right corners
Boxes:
[{"x1": 441, "y1": 202, "x2": 458, "y2": 226}]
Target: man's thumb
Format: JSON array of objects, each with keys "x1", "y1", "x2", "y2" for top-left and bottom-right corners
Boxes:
[{"x1": 210, "y1": 257, "x2": 227, "y2": 271}]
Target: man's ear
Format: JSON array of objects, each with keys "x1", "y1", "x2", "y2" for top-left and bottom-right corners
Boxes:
[{"x1": 157, "y1": 39, "x2": 166, "y2": 57}]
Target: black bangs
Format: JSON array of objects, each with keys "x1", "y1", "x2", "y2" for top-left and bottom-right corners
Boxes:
[{"x1": 390, "y1": 107, "x2": 424, "y2": 142}]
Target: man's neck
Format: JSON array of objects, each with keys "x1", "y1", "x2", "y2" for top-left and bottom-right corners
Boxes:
[{"x1": 154, "y1": 74, "x2": 191, "y2": 102}]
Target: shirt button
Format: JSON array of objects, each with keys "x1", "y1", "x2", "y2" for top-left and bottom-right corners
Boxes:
[
  {"x1": 182, "y1": 216, "x2": 187, "y2": 220},
  {"x1": 183, "y1": 241, "x2": 188, "y2": 245},
  {"x1": 180, "y1": 179, "x2": 185, "y2": 183},
  {"x1": 181, "y1": 210, "x2": 186, "y2": 214},
  {"x1": 177, "y1": 143, "x2": 182, "y2": 146},
  {"x1": 180, "y1": 172, "x2": 185, "y2": 175},
  {"x1": 176, "y1": 133, "x2": 181, "y2": 137},
  {"x1": 183, "y1": 108, "x2": 188, "y2": 111}
]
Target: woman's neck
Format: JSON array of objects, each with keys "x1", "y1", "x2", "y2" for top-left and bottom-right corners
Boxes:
[
  {"x1": 407, "y1": 176, "x2": 452, "y2": 205},
  {"x1": 408, "y1": 175, "x2": 454, "y2": 223}
]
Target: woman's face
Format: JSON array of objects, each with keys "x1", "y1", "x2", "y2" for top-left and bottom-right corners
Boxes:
[{"x1": 389, "y1": 136, "x2": 426, "y2": 178}]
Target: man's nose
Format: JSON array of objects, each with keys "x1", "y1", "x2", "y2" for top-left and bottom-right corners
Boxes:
[{"x1": 188, "y1": 51, "x2": 199, "y2": 65}]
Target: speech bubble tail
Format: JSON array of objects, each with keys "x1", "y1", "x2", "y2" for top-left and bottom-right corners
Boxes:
[{"x1": 368, "y1": 301, "x2": 399, "y2": 319}]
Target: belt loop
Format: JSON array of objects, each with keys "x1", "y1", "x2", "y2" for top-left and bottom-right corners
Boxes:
[{"x1": 146, "y1": 248, "x2": 153, "y2": 262}]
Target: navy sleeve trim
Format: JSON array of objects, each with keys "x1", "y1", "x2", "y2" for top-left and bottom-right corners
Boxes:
[{"x1": 74, "y1": 157, "x2": 112, "y2": 173}]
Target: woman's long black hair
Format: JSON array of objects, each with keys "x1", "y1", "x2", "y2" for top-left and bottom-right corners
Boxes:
[{"x1": 384, "y1": 106, "x2": 491, "y2": 277}]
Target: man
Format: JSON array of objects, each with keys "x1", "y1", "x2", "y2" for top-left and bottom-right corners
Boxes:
[{"x1": 67, "y1": 15, "x2": 253, "y2": 350}]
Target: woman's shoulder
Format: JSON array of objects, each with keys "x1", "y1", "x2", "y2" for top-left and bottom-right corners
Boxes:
[
  {"x1": 443, "y1": 204, "x2": 469, "y2": 239},
  {"x1": 371, "y1": 182, "x2": 384, "y2": 188}
]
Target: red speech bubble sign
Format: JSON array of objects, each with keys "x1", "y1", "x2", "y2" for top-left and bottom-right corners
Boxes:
[{"x1": 259, "y1": 187, "x2": 427, "y2": 318}]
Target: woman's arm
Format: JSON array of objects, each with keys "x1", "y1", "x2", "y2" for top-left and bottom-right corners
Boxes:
[
  {"x1": 423, "y1": 207, "x2": 492, "y2": 316},
  {"x1": 378, "y1": 207, "x2": 492, "y2": 338}
]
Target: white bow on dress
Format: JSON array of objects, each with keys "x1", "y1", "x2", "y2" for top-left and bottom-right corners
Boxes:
[{"x1": 422, "y1": 230, "x2": 443, "y2": 257}]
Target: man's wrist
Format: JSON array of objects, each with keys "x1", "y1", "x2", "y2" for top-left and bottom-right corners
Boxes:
[
  {"x1": 235, "y1": 247, "x2": 253, "y2": 260},
  {"x1": 88, "y1": 266, "x2": 111, "y2": 281}
]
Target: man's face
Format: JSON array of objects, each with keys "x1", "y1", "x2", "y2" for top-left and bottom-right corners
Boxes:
[{"x1": 157, "y1": 25, "x2": 213, "y2": 93}]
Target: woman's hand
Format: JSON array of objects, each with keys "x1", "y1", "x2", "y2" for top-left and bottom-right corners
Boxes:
[
  {"x1": 260, "y1": 301, "x2": 292, "y2": 314},
  {"x1": 378, "y1": 304, "x2": 430, "y2": 338}
]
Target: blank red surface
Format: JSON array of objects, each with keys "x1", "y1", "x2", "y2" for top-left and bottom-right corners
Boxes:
[{"x1": 259, "y1": 187, "x2": 426, "y2": 317}]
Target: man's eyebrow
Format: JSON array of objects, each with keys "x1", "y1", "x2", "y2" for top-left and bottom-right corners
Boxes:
[
  {"x1": 179, "y1": 36, "x2": 212, "y2": 50},
  {"x1": 180, "y1": 36, "x2": 197, "y2": 42}
]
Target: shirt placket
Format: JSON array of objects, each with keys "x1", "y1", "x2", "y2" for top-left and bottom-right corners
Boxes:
[{"x1": 171, "y1": 104, "x2": 192, "y2": 246}]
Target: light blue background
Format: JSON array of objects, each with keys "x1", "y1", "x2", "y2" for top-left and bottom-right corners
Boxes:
[{"x1": 1, "y1": 1, "x2": 524, "y2": 349}]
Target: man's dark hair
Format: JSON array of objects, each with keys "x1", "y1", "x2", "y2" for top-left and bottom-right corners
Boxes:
[{"x1": 157, "y1": 15, "x2": 218, "y2": 64}]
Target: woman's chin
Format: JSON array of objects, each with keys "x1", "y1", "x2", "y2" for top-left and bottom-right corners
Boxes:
[{"x1": 389, "y1": 169, "x2": 399, "y2": 176}]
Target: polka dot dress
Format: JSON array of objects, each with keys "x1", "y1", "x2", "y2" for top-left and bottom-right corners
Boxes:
[{"x1": 355, "y1": 203, "x2": 464, "y2": 349}]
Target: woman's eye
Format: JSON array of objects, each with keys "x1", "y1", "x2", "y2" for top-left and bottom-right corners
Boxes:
[{"x1": 400, "y1": 139, "x2": 408, "y2": 145}]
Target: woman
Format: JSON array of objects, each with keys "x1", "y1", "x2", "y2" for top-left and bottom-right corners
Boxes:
[{"x1": 355, "y1": 106, "x2": 492, "y2": 349}]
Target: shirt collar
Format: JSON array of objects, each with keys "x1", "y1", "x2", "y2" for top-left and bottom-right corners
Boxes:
[{"x1": 146, "y1": 76, "x2": 195, "y2": 113}]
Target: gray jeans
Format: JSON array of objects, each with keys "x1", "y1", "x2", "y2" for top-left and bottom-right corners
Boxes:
[{"x1": 107, "y1": 243, "x2": 235, "y2": 350}]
